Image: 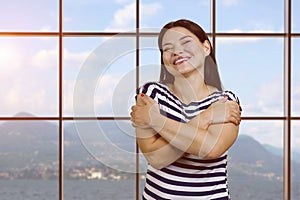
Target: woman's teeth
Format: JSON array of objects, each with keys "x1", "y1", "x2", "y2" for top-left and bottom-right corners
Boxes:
[{"x1": 174, "y1": 57, "x2": 188, "y2": 65}]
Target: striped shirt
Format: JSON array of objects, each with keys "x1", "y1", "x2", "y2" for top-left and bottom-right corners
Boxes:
[{"x1": 140, "y1": 82, "x2": 241, "y2": 200}]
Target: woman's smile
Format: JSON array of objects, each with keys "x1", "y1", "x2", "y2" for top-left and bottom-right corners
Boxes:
[{"x1": 173, "y1": 56, "x2": 190, "y2": 65}]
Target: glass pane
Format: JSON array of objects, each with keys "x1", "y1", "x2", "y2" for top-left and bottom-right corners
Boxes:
[
  {"x1": 63, "y1": 37, "x2": 104, "y2": 116},
  {"x1": 0, "y1": 37, "x2": 58, "y2": 117},
  {"x1": 228, "y1": 120, "x2": 283, "y2": 199},
  {"x1": 63, "y1": 0, "x2": 136, "y2": 32},
  {"x1": 292, "y1": 120, "x2": 300, "y2": 200},
  {"x1": 139, "y1": 36, "x2": 161, "y2": 86},
  {"x1": 64, "y1": 120, "x2": 136, "y2": 199},
  {"x1": 65, "y1": 36, "x2": 136, "y2": 117},
  {"x1": 217, "y1": 0, "x2": 284, "y2": 33},
  {"x1": 216, "y1": 37, "x2": 284, "y2": 116},
  {"x1": 0, "y1": 120, "x2": 58, "y2": 199},
  {"x1": 0, "y1": 0, "x2": 58, "y2": 31},
  {"x1": 140, "y1": 0, "x2": 210, "y2": 32},
  {"x1": 292, "y1": 38, "x2": 300, "y2": 116},
  {"x1": 292, "y1": 0, "x2": 300, "y2": 33}
]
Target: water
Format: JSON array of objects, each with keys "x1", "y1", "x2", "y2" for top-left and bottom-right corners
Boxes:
[
  {"x1": 0, "y1": 179, "x2": 58, "y2": 200},
  {"x1": 0, "y1": 179, "x2": 298, "y2": 200},
  {"x1": 0, "y1": 179, "x2": 136, "y2": 200}
]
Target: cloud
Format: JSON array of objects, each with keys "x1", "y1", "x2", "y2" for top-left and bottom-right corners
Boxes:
[
  {"x1": 140, "y1": 3, "x2": 162, "y2": 18},
  {"x1": 31, "y1": 48, "x2": 58, "y2": 69},
  {"x1": 241, "y1": 121, "x2": 283, "y2": 148},
  {"x1": 292, "y1": 85, "x2": 300, "y2": 115},
  {"x1": 217, "y1": 28, "x2": 277, "y2": 44},
  {"x1": 105, "y1": 2, "x2": 162, "y2": 32},
  {"x1": 65, "y1": 75, "x2": 116, "y2": 116},
  {"x1": 254, "y1": 77, "x2": 283, "y2": 115},
  {"x1": 292, "y1": 121, "x2": 300, "y2": 151},
  {"x1": 0, "y1": 42, "x2": 23, "y2": 78},
  {"x1": 1, "y1": 77, "x2": 58, "y2": 116},
  {"x1": 30, "y1": 46, "x2": 90, "y2": 69},
  {"x1": 64, "y1": 48, "x2": 91, "y2": 69},
  {"x1": 105, "y1": 3, "x2": 136, "y2": 32}
]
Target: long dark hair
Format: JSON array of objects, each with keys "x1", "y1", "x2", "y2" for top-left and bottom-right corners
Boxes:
[{"x1": 158, "y1": 19, "x2": 223, "y2": 91}]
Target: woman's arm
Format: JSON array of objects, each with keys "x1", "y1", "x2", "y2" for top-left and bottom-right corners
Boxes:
[
  {"x1": 134, "y1": 96, "x2": 185, "y2": 169},
  {"x1": 136, "y1": 128, "x2": 184, "y2": 169},
  {"x1": 132, "y1": 94, "x2": 240, "y2": 158}
]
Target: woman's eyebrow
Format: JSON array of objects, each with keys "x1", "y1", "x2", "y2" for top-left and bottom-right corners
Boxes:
[
  {"x1": 162, "y1": 42, "x2": 172, "y2": 47},
  {"x1": 179, "y1": 35, "x2": 192, "y2": 41}
]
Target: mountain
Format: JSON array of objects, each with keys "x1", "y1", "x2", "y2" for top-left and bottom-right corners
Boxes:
[
  {"x1": 0, "y1": 113, "x2": 299, "y2": 182},
  {"x1": 228, "y1": 135, "x2": 283, "y2": 181},
  {"x1": 264, "y1": 143, "x2": 300, "y2": 163}
]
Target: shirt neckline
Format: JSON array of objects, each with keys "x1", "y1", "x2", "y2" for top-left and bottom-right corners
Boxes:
[{"x1": 159, "y1": 82, "x2": 221, "y2": 107}]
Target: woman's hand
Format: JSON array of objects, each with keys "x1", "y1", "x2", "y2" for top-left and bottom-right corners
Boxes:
[
  {"x1": 205, "y1": 97, "x2": 241, "y2": 126},
  {"x1": 130, "y1": 94, "x2": 161, "y2": 129}
]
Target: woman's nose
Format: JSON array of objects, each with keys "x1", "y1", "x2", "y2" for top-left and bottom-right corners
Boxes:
[{"x1": 172, "y1": 45, "x2": 183, "y2": 56}]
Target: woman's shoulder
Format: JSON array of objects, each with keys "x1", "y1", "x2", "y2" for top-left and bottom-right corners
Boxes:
[
  {"x1": 219, "y1": 90, "x2": 242, "y2": 111},
  {"x1": 139, "y1": 81, "x2": 169, "y2": 94},
  {"x1": 222, "y1": 90, "x2": 240, "y2": 103}
]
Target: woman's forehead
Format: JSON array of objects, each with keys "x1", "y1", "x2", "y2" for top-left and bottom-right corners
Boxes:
[{"x1": 162, "y1": 27, "x2": 197, "y2": 44}]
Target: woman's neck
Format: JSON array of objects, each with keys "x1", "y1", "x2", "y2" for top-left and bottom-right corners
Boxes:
[{"x1": 170, "y1": 72, "x2": 215, "y2": 104}]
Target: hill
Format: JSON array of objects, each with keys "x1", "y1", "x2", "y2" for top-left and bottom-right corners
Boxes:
[{"x1": 0, "y1": 113, "x2": 299, "y2": 181}]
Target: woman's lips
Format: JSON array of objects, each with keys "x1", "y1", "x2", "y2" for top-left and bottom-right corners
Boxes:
[{"x1": 174, "y1": 57, "x2": 189, "y2": 65}]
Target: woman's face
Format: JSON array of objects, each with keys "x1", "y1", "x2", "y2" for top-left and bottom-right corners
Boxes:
[{"x1": 161, "y1": 27, "x2": 210, "y2": 78}]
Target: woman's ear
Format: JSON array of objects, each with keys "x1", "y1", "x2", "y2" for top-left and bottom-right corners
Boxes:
[{"x1": 202, "y1": 40, "x2": 211, "y2": 56}]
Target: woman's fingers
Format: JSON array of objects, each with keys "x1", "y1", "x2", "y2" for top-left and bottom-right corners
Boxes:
[
  {"x1": 225, "y1": 101, "x2": 241, "y2": 125},
  {"x1": 137, "y1": 93, "x2": 156, "y2": 105}
]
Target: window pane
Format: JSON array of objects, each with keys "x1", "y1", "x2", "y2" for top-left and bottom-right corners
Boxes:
[
  {"x1": 139, "y1": 36, "x2": 160, "y2": 86},
  {"x1": 0, "y1": 120, "x2": 59, "y2": 199},
  {"x1": 63, "y1": 0, "x2": 136, "y2": 32},
  {"x1": 140, "y1": 0, "x2": 210, "y2": 32},
  {"x1": 65, "y1": 37, "x2": 136, "y2": 117},
  {"x1": 292, "y1": 38, "x2": 300, "y2": 116},
  {"x1": 217, "y1": 0, "x2": 284, "y2": 33},
  {"x1": 216, "y1": 38, "x2": 284, "y2": 116},
  {"x1": 228, "y1": 120, "x2": 283, "y2": 199},
  {"x1": 292, "y1": 0, "x2": 300, "y2": 33},
  {"x1": 63, "y1": 37, "x2": 103, "y2": 116},
  {"x1": 0, "y1": 0, "x2": 58, "y2": 32},
  {"x1": 64, "y1": 120, "x2": 136, "y2": 199},
  {"x1": 0, "y1": 37, "x2": 58, "y2": 117},
  {"x1": 292, "y1": 120, "x2": 300, "y2": 200}
]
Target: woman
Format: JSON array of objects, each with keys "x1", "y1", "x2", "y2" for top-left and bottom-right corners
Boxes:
[{"x1": 131, "y1": 19, "x2": 241, "y2": 200}]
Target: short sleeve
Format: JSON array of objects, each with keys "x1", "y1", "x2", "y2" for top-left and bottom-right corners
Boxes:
[
  {"x1": 223, "y1": 91, "x2": 242, "y2": 111},
  {"x1": 137, "y1": 82, "x2": 161, "y2": 103}
]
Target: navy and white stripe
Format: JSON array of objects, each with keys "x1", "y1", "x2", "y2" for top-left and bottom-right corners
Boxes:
[{"x1": 140, "y1": 82, "x2": 241, "y2": 200}]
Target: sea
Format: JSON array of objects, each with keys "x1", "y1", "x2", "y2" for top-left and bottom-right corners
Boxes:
[
  {"x1": 0, "y1": 179, "x2": 139, "y2": 200},
  {"x1": 0, "y1": 179, "x2": 299, "y2": 200}
]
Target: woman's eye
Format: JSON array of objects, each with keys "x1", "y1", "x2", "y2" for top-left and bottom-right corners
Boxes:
[
  {"x1": 163, "y1": 48, "x2": 172, "y2": 52},
  {"x1": 182, "y1": 40, "x2": 191, "y2": 45}
]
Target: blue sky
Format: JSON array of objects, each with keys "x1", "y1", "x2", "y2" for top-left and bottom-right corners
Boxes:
[{"x1": 0, "y1": 0, "x2": 299, "y2": 151}]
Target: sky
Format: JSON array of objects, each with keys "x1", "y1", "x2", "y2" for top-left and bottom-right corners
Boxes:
[{"x1": 0, "y1": 0, "x2": 299, "y2": 152}]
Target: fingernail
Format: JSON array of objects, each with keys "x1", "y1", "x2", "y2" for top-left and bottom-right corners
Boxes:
[{"x1": 141, "y1": 93, "x2": 144, "y2": 97}]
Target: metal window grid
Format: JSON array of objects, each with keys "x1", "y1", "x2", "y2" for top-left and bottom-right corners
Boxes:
[{"x1": 0, "y1": 0, "x2": 299, "y2": 199}]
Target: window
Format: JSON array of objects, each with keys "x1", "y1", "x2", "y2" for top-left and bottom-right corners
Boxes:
[{"x1": 0, "y1": 0, "x2": 299, "y2": 199}]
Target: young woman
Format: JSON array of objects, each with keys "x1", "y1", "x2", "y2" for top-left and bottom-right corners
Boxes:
[{"x1": 131, "y1": 19, "x2": 242, "y2": 200}]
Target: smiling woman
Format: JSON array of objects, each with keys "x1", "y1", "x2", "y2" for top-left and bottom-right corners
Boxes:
[{"x1": 131, "y1": 19, "x2": 241, "y2": 200}]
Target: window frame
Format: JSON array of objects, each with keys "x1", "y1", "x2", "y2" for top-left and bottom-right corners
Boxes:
[{"x1": 0, "y1": 0, "x2": 299, "y2": 199}]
